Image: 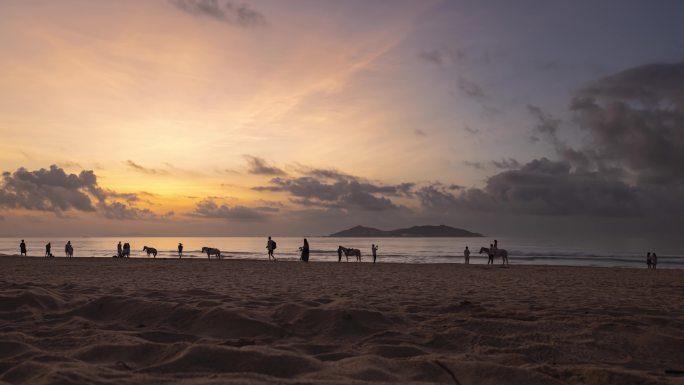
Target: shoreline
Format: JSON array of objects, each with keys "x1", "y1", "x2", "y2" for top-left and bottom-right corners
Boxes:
[{"x1": 0, "y1": 253, "x2": 679, "y2": 270}]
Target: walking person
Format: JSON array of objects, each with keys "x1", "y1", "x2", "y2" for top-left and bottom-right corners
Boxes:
[
  {"x1": 266, "y1": 236, "x2": 277, "y2": 261},
  {"x1": 45, "y1": 242, "x2": 51, "y2": 258},
  {"x1": 652, "y1": 252, "x2": 658, "y2": 269},
  {"x1": 646, "y1": 252, "x2": 652, "y2": 269},
  {"x1": 300, "y1": 238, "x2": 309, "y2": 262},
  {"x1": 117, "y1": 241, "x2": 123, "y2": 258},
  {"x1": 20, "y1": 240, "x2": 27, "y2": 256},
  {"x1": 371, "y1": 244, "x2": 378, "y2": 263},
  {"x1": 178, "y1": 243, "x2": 183, "y2": 258},
  {"x1": 488, "y1": 243, "x2": 494, "y2": 265},
  {"x1": 464, "y1": 246, "x2": 470, "y2": 264}
]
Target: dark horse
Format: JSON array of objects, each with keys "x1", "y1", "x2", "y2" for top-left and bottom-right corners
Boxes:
[
  {"x1": 202, "y1": 247, "x2": 222, "y2": 259},
  {"x1": 479, "y1": 247, "x2": 508, "y2": 265},
  {"x1": 338, "y1": 246, "x2": 361, "y2": 262},
  {"x1": 143, "y1": 246, "x2": 158, "y2": 258}
]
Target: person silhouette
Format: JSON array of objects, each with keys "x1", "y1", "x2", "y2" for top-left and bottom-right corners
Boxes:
[
  {"x1": 372, "y1": 244, "x2": 378, "y2": 263},
  {"x1": 646, "y1": 252, "x2": 652, "y2": 269},
  {"x1": 266, "y1": 236, "x2": 277, "y2": 261},
  {"x1": 123, "y1": 243, "x2": 130, "y2": 258},
  {"x1": 488, "y1": 244, "x2": 494, "y2": 265},
  {"x1": 20, "y1": 240, "x2": 27, "y2": 256},
  {"x1": 300, "y1": 238, "x2": 309, "y2": 262},
  {"x1": 65, "y1": 241, "x2": 72, "y2": 257},
  {"x1": 464, "y1": 246, "x2": 470, "y2": 264},
  {"x1": 178, "y1": 243, "x2": 183, "y2": 258},
  {"x1": 45, "y1": 242, "x2": 51, "y2": 258},
  {"x1": 652, "y1": 252, "x2": 658, "y2": 269},
  {"x1": 117, "y1": 241, "x2": 123, "y2": 258}
]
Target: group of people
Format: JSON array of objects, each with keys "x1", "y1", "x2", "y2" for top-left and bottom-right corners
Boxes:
[
  {"x1": 268, "y1": 237, "x2": 379, "y2": 263},
  {"x1": 19, "y1": 240, "x2": 74, "y2": 258},
  {"x1": 462, "y1": 239, "x2": 500, "y2": 265},
  {"x1": 646, "y1": 252, "x2": 658, "y2": 269}
]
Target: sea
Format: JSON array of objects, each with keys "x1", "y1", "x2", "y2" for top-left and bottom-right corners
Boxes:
[{"x1": 1, "y1": 236, "x2": 682, "y2": 268}]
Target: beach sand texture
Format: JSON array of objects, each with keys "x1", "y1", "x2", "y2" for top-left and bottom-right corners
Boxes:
[{"x1": 0, "y1": 256, "x2": 682, "y2": 384}]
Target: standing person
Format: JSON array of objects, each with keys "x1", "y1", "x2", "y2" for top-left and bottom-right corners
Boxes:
[
  {"x1": 646, "y1": 252, "x2": 652, "y2": 269},
  {"x1": 488, "y1": 243, "x2": 494, "y2": 265},
  {"x1": 266, "y1": 236, "x2": 277, "y2": 261},
  {"x1": 117, "y1": 241, "x2": 123, "y2": 258},
  {"x1": 65, "y1": 241, "x2": 72, "y2": 257},
  {"x1": 338, "y1": 246, "x2": 343, "y2": 262},
  {"x1": 371, "y1": 244, "x2": 378, "y2": 264},
  {"x1": 123, "y1": 243, "x2": 130, "y2": 258},
  {"x1": 652, "y1": 252, "x2": 658, "y2": 269},
  {"x1": 178, "y1": 243, "x2": 183, "y2": 258},
  {"x1": 20, "y1": 240, "x2": 27, "y2": 256},
  {"x1": 45, "y1": 242, "x2": 51, "y2": 257},
  {"x1": 300, "y1": 238, "x2": 309, "y2": 262},
  {"x1": 464, "y1": 246, "x2": 470, "y2": 264}
]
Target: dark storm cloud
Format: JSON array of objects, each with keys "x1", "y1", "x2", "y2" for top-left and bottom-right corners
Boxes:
[
  {"x1": 0, "y1": 165, "x2": 163, "y2": 220},
  {"x1": 578, "y1": 62, "x2": 684, "y2": 107},
  {"x1": 190, "y1": 198, "x2": 267, "y2": 221},
  {"x1": 419, "y1": 61, "x2": 684, "y2": 220},
  {"x1": 418, "y1": 158, "x2": 643, "y2": 217},
  {"x1": 170, "y1": 0, "x2": 265, "y2": 27},
  {"x1": 244, "y1": 155, "x2": 286, "y2": 176},
  {"x1": 570, "y1": 62, "x2": 684, "y2": 183},
  {"x1": 252, "y1": 167, "x2": 413, "y2": 212}
]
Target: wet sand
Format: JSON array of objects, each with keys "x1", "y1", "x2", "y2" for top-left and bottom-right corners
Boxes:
[{"x1": 0, "y1": 256, "x2": 682, "y2": 384}]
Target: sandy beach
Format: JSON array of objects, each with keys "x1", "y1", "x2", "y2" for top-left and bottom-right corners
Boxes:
[{"x1": 0, "y1": 256, "x2": 682, "y2": 385}]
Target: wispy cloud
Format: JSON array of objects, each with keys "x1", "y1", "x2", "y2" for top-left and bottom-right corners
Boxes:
[{"x1": 169, "y1": 0, "x2": 265, "y2": 27}]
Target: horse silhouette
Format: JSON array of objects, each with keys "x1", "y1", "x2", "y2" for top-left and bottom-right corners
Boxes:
[
  {"x1": 202, "y1": 247, "x2": 222, "y2": 259},
  {"x1": 479, "y1": 246, "x2": 508, "y2": 265},
  {"x1": 143, "y1": 246, "x2": 158, "y2": 258},
  {"x1": 338, "y1": 246, "x2": 362, "y2": 262}
]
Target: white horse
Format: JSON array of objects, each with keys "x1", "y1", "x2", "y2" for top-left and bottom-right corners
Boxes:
[
  {"x1": 143, "y1": 246, "x2": 158, "y2": 258},
  {"x1": 479, "y1": 247, "x2": 508, "y2": 265},
  {"x1": 202, "y1": 247, "x2": 222, "y2": 259},
  {"x1": 338, "y1": 246, "x2": 361, "y2": 262}
]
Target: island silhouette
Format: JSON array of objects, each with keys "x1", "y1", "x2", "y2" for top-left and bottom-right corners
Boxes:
[{"x1": 330, "y1": 225, "x2": 483, "y2": 237}]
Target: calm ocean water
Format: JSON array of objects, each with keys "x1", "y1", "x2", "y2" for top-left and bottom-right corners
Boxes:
[{"x1": 1, "y1": 236, "x2": 682, "y2": 268}]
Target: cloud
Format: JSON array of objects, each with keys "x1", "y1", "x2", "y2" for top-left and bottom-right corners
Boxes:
[
  {"x1": 190, "y1": 198, "x2": 267, "y2": 221},
  {"x1": 463, "y1": 124, "x2": 479, "y2": 135},
  {"x1": 458, "y1": 77, "x2": 486, "y2": 100},
  {"x1": 463, "y1": 161, "x2": 485, "y2": 170},
  {"x1": 244, "y1": 155, "x2": 286, "y2": 176},
  {"x1": 419, "y1": 61, "x2": 684, "y2": 220},
  {"x1": 0, "y1": 165, "x2": 164, "y2": 220},
  {"x1": 170, "y1": 0, "x2": 265, "y2": 27},
  {"x1": 0, "y1": 165, "x2": 98, "y2": 212},
  {"x1": 492, "y1": 158, "x2": 520, "y2": 170},
  {"x1": 252, "y1": 167, "x2": 413, "y2": 212},
  {"x1": 125, "y1": 160, "x2": 168, "y2": 175},
  {"x1": 414, "y1": 128, "x2": 427, "y2": 137}
]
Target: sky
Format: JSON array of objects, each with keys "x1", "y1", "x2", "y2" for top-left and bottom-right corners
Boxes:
[{"x1": 1, "y1": 0, "x2": 683, "y2": 237}]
